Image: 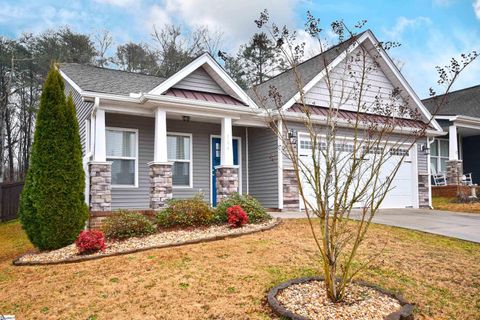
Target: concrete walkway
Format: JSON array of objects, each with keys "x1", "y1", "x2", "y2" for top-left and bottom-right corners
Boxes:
[{"x1": 271, "y1": 209, "x2": 480, "y2": 243}]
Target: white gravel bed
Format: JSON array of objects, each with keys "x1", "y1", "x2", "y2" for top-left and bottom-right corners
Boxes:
[
  {"x1": 276, "y1": 280, "x2": 401, "y2": 320},
  {"x1": 15, "y1": 219, "x2": 279, "y2": 265}
]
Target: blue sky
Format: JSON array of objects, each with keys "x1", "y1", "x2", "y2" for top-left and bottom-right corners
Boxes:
[{"x1": 1, "y1": 0, "x2": 479, "y2": 98}]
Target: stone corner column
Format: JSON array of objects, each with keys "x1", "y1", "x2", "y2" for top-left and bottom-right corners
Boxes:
[
  {"x1": 148, "y1": 161, "x2": 173, "y2": 210},
  {"x1": 215, "y1": 165, "x2": 239, "y2": 202},
  {"x1": 446, "y1": 160, "x2": 463, "y2": 185},
  {"x1": 283, "y1": 167, "x2": 300, "y2": 211},
  {"x1": 417, "y1": 174, "x2": 430, "y2": 208},
  {"x1": 89, "y1": 161, "x2": 112, "y2": 212}
]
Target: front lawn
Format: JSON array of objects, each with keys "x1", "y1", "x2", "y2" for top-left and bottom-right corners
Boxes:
[
  {"x1": 433, "y1": 196, "x2": 480, "y2": 214},
  {"x1": 0, "y1": 219, "x2": 479, "y2": 319}
]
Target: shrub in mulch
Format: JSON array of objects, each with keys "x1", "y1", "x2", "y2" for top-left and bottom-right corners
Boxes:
[
  {"x1": 214, "y1": 193, "x2": 271, "y2": 224},
  {"x1": 102, "y1": 211, "x2": 156, "y2": 240},
  {"x1": 227, "y1": 205, "x2": 249, "y2": 228},
  {"x1": 156, "y1": 194, "x2": 214, "y2": 228},
  {"x1": 75, "y1": 230, "x2": 106, "y2": 254}
]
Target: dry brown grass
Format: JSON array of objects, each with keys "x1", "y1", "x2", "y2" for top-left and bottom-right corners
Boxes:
[
  {"x1": 433, "y1": 196, "x2": 480, "y2": 214},
  {"x1": 0, "y1": 219, "x2": 479, "y2": 320}
]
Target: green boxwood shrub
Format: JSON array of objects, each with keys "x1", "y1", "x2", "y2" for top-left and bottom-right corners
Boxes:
[
  {"x1": 157, "y1": 194, "x2": 214, "y2": 228},
  {"x1": 102, "y1": 211, "x2": 156, "y2": 240},
  {"x1": 214, "y1": 193, "x2": 271, "y2": 224}
]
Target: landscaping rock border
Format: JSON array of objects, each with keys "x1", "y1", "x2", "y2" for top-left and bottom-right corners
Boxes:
[
  {"x1": 267, "y1": 276, "x2": 414, "y2": 320},
  {"x1": 13, "y1": 218, "x2": 282, "y2": 266}
]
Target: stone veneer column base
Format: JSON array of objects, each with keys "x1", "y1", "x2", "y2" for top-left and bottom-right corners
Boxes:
[
  {"x1": 418, "y1": 174, "x2": 430, "y2": 208},
  {"x1": 215, "y1": 165, "x2": 239, "y2": 202},
  {"x1": 283, "y1": 168, "x2": 300, "y2": 210},
  {"x1": 89, "y1": 161, "x2": 112, "y2": 212},
  {"x1": 446, "y1": 160, "x2": 463, "y2": 185},
  {"x1": 148, "y1": 162, "x2": 173, "y2": 210}
]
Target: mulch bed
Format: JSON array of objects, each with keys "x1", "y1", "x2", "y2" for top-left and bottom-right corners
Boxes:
[
  {"x1": 268, "y1": 276, "x2": 413, "y2": 320},
  {"x1": 13, "y1": 218, "x2": 281, "y2": 266}
]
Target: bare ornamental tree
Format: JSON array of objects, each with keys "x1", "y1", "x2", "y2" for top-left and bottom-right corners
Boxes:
[{"x1": 253, "y1": 10, "x2": 478, "y2": 302}]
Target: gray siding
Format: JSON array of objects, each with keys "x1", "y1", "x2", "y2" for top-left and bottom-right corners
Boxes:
[
  {"x1": 248, "y1": 128, "x2": 279, "y2": 208},
  {"x1": 65, "y1": 82, "x2": 93, "y2": 155},
  {"x1": 173, "y1": 67, "x2": 226, "y2": 94},
  {"x1": 105, "y1": 113, "x2": 247, "y2": 209}
]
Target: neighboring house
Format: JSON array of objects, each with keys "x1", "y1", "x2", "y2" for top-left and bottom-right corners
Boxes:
[
  {"x1": 59, "y1": 30, "x2": 443, "y2": 226},
  {"x1": 423, "y1": 85, "x2": 480, "y2": 185}
]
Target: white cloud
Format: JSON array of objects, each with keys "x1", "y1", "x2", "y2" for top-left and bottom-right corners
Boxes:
[
  {"x1": 474, "y1": 0, "x2": 480, "y2": 19},
  {"x1": 386, "y1": 24, "x2": 480, "y2": 98},
  {"x1": 144, "y1": 0, "x2": 300, "y2": 49},
  {"x1": 94, "y1": 0, "x2": 138, "y2": 7},
  {"x1": 383, "y1": 16, "x2": 432, "y2": 40}
]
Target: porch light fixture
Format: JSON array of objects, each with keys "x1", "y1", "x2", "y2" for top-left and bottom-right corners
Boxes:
[
  {"x1": 288, "y1": 129, "x2": 297, "y2": 144},
  {"x1": 182, "y1": 115, "x2": 190, "y2": 122},
  {"x1": 420, "y1": 144, "x2": 430, "y2": 155}
]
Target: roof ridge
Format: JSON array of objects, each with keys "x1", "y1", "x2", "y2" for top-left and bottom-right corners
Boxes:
[
  {"x1": 60, "y1": 62, "x2": 166, "y2": 79},
  {"x1": 422, "y1": 83, "x2": 480, "y2": 101}
]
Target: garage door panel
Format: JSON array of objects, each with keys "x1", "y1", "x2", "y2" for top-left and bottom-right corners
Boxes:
[{"x1": 298, "y1": 135, "x2": 416, "y2": 210}]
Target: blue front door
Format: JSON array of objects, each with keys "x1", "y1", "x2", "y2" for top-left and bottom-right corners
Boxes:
[{"x1": 212, "y1": 137, "x2": 239, "y2": 206}]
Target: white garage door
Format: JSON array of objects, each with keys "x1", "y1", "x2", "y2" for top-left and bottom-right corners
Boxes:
[{"x1": 298, "y1": 135, "x2": 418, "y2": 210}]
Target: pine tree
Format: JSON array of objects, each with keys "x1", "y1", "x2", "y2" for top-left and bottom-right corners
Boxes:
[{"x1": 19, "y1": 65, "x2": 88, "y2": 250}]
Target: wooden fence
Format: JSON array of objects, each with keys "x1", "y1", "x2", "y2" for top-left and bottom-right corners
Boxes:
[{"x1": 0, "y1": 181, "x2": 24, "y2": 222}]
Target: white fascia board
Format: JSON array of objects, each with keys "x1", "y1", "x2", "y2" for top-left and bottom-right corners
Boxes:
[
  {"x1": 147, "y1": 53, "x2": 258, "y2": 108},
  {"x1": 59, "y1": 69, "x2": 83, "y2": 94},
  {"x1": 281, "y1": 30, "x2": 443, "y2": 133},
  {"x1": 279, "y1": 111, "x2": 445, "y2": 137}
]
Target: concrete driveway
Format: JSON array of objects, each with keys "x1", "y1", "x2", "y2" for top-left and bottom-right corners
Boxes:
[{"x1": 272, "y1": 209, "x2": 480, "y2": 243}]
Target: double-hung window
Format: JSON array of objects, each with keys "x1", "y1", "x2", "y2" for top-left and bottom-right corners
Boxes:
[
  {"x1": 430, "y1": 139, "x2": 449, "y2": 173},
  {"x1": 106, "y1": 128, "x2": 138, "y2": 187},
  {"x1": 167, "y1": 133, "x2": 192, "y2": 187}
]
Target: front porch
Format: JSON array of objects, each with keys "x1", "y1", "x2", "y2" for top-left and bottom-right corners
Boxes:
[
  {"x1": 85, "y1": 106, "x2": 278, "y2": 227},
  {"x1": 431, "y1": 116, "x2": 480, "y2": 195}
]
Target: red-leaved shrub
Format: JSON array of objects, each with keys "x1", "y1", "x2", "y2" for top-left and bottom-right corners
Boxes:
[
  {"x1": 227, "y1": 205, "x2": 249, "y2": 228},
  {"x1": 75, "y1": 230, "x2": 106, "y2": 254}
]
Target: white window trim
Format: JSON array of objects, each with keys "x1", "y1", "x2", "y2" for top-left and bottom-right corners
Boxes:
[
  {"x1": 168, "y1": 132, "x2": 194, "y2": 188},
  {"x1": 430, "y1": 138, "x2": 449, "y2": 173},
  {"x1": 209, "y1": 134, "x2": 242, "y2": 206},
  {"x1": 106, "y1": 126, "x2": 139, "y2": 188}
]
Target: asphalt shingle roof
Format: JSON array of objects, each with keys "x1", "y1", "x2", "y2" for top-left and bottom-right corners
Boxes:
[
  {"x1": 422, "y1": 84, "x2": 480, "y2": 118},
  {"x1": 60, "y1": 63, "x2": 166, "y2": 96},
  {"x1": 246, "y1": 32, "x2": 364, "y2": 109}
]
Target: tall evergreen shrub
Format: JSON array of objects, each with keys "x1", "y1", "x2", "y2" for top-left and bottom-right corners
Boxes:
[{"x1": 19, "y1": 65, "x2": 88, "y2": 250}]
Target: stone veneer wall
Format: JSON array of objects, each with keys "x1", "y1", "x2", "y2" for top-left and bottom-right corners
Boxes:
[
  {"x1": 215, "y1": 166, "x2": 239, "y2": 202},
  {"x1": 418, "y1": 174, "x2": 430, "y2": 208},
  {"x1": 283, "y1": 168, "x2": 299, "y2": 210},
  {"x1": 446, "y1": 160, "x2": 463, "y2": 185},
  {"x1": 89, "y1": 162, "x2": 112, "y2": 212},
  {"x1": 149, "y1": 163, "x2": 173, "y2": 209}
]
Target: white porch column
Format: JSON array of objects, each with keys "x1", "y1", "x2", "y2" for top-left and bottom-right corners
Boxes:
[
  {"x1": 153, "y1": 108, "x2": 168, "y2": 163},
  {"x1": 89, "y1": 105, "x2": 111, "y2": 215},
  {"x1": 149, "y1": 108, "x2": 172, "y2": 209},
  {"x1": 93, "y1": 108, "x2": 106, "y2": 162},
  {"x1": 220, "y1": 117, "x2": 234, "y2": 166},
  {"x1": 449, "y1": 125, "x2": 458, "y2": 161}
]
